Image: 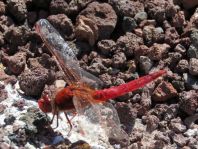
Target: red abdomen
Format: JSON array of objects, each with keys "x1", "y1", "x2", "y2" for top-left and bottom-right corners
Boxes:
[{"x1": 55, "y1": 87, "x2": 75, "y2": 111}]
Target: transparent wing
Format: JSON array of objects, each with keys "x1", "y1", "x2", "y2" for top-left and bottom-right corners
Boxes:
[
  {"x1": 35, "y1": 19, "x2": 103, "y2": 88},
  {"x1": 72, "y1": 96, "x2": 129, "y2": 146}
]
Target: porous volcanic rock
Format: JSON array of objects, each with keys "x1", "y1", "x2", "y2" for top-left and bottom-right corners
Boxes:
[
  {"x1": 179, "y1": 90, "x2": 198, "y2": 115},
  {"x1": 152, "y1": 81, "x2": 177, "y2": 102},
  {"x1": 18, "y1": 67, "x2": 50, "y2": 96},
  {"x1": 48, "y1": 14, "x2": 74, "y2": 40},
  {"x1": 79, "y1": 2, "x2": 117, "y2": 40},
  {"x1": 1, "y1": 52, "x2": 26, "y2": 75}
]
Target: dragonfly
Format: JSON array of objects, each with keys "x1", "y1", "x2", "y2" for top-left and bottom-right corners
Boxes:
[{"x1": 35, "y1": 19, "x2": 166, "y2": 145}]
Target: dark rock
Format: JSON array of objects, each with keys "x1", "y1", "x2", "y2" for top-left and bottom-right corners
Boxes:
[
  {"x1": 188, "y1": 45, "x2": 198, "y2": 59},
  {"x1": 116, "y1": 32, "x2": 143, "y2": 57},
  {"x1": 79, "y1": 2, "x2": 117, "y2": 40},
  {"x1": 189, "y1": 58, "x2": 198, "y2": 76},
  {"x1": 70, "y1": 140, "x2": 91, "y2": 149},
  {"x1": 138, "y1": 56, "x2": 153, "y2": 74},
  {"x1": 7, "y1": 0, "x2": 27, "y2": 22},
  {"x1": 183, "y1": 73, "x2": 198, "y2": 90},
  {"x1": 50, "y1": 0, "x2": 69, "y2": 15},
  {"x1": 152, "y1": 81, "x2": 178, "y2": 102},
  {"x1": 20, "y1": 107, "x2": 50, "y2": 133},
  {"x1": 31, "y1": 0, "x2": 51, "y2": 9},
  {"x1": 87, "y1": 60, "x2": 107, "y2": 75},
  {"x1": 127, "y1": 60, "x2": 136, "y2": 73},
  {"x1": 0, "y1": 15, "x2": 14, "y2": 33},
  {"x1": 99, "y1": 73, "x2": 112, "y2": 87},
  {"x1": 122, "y1": 17, "x2": 137, "y2": 33},
  {"x1": 27, "y1": 11, "x2": 37, "y2": 24},
  {"x1": 112, "y1": 52, "x2": 126, "y2": 68},
  {"x1": 181, "y1": 0, "x2": 198, "y2": 9},
  {"x1": 67, "y1": 0, "x2": 94, "y2": 15},
  {"x1": 97, "y1": 40, "x2": 115, "y2": 56},
  {"x1": 184, "y1": 114, "x2": 198, "y2": 129},
  {"x1": 19, "y1": 67, "x2": 50, "y2": 96},
  {"x1": 109, "y1": 0, "x2": 144, "y2": 17},
  {"x1": 176, "y1": 59, "x2": 189, "y2": 73},
  {"x1": 164, "y1": 104, "x2": 179, "y2": 121},
  {"x1": 145, "y1": 0, "x2": 176, "y2": 23},
  {"x1": 4, "y1": 26, "x2": 31, "y2": 46},
  {"x1": 187, "y1": 29, "x2": 198, "y2": 58},
  {"x1": 38, "y1": 10, "x2": 48, "y2": 19},
  {"x1": 148, "y1": 43, "x2": 170, "y2": 61},
  {"x1": 179, "y1": 90, "x2": 198, "y2": 115},
  {"x1": 164, "y1": 27, "x2": 179, "y2": 47},
  {"x1": 8, "y1": 128, "x2": 27, "y2": 146},
  {"x1": 1, "y1": 52, "x2": 26, "y2": 75},
  {"x1": 4, "y1": 115, "x2": 16, "y2": 125},
  {"x1": 168, "y1": 52, "x2": 183, "y2": 69},
  {"x1": 172, "y1": 80, "x2": 185, "y2": 92},
  {"x1": 143, "y1": 26, "x2": 164, "y2": 45},
  {"x1": 174, "y1": 44, "x2": 186, "y2": 55}
]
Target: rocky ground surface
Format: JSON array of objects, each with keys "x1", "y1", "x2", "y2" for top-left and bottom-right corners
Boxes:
[{"x1": 0, "y1": 0, "x2": 198, "y2": 148}]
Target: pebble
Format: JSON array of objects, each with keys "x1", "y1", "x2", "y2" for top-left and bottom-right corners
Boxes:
[
  {"x1": 172, "y1": 134, "x2": 188, "y2": 147},
  {"x1": 122, "y1": 17, "x2": 137, "y2": 33},
  {"x1": 187, "y1": 29, "x2": 198, "y2": 58},
  {"x1": 134, "y1": 12, "x2": 148, "y2": 23},
  {"x1": 179, "y1": 90, "x2": 198, "y2": 115},
  {"x1": 188, "y1": 45, "x2": 198, "y2": 58},
  {"x1": 152, "y1": 81, "x2": 177, "y2": 102},
  {"x1": 183, "y1": 73, "x2": 198, "y2": 90},
  {"x1": 4, "y1": 115, "x2": 16, "y2": 125},
  {"x1": 176, "y1": 59, "x2": 189, "y2": 73},
  {"x1": 189, "y1": 58, "x2": 198, "y2": 76},
  {"x1": 139, "y1": 56, "x2": 153, "y2": 74}
]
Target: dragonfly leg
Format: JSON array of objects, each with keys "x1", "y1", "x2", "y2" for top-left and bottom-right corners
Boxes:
[
  {"x1": 50, "y1": 111, "x2": 59, "y2": 129},
  {"x1": 64, "y1": 112, "x2": 73, "y2": 135},
  {"x1": 55, "y1": 112, "x2": 59, "y2": 128},
  {"x1": 70, "y1": 111, "x2": 77, "y2": 121},
  {"x1": 50, "y1": 113, "x2": 55, "y2": 124}
]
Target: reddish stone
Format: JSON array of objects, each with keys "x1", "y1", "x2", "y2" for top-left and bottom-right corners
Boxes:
[
  {"x1": 79, "y1": 2, "x2": 117, "y2": 40},
  {"x1": 1, "y1": 52, "x2": 26, "y2": 75},
  {"x1": 148, "y1": 43, "x2": 170, "y2": 61},
  {"x1": 152, "y1": 81, "x2": 177, "y2": 102},
  {"x1": 48, "y1": 14, "x2": 74, "y2": 40}
]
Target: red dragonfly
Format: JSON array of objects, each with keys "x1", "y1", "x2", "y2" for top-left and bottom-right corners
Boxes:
[{"x1": 35, "y1": 19, "x2": 166, "y2": 144}]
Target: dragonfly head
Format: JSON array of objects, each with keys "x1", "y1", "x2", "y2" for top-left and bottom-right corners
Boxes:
[{"x1": 38, "y1": 94, "x2": 52, "y2": 113}]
